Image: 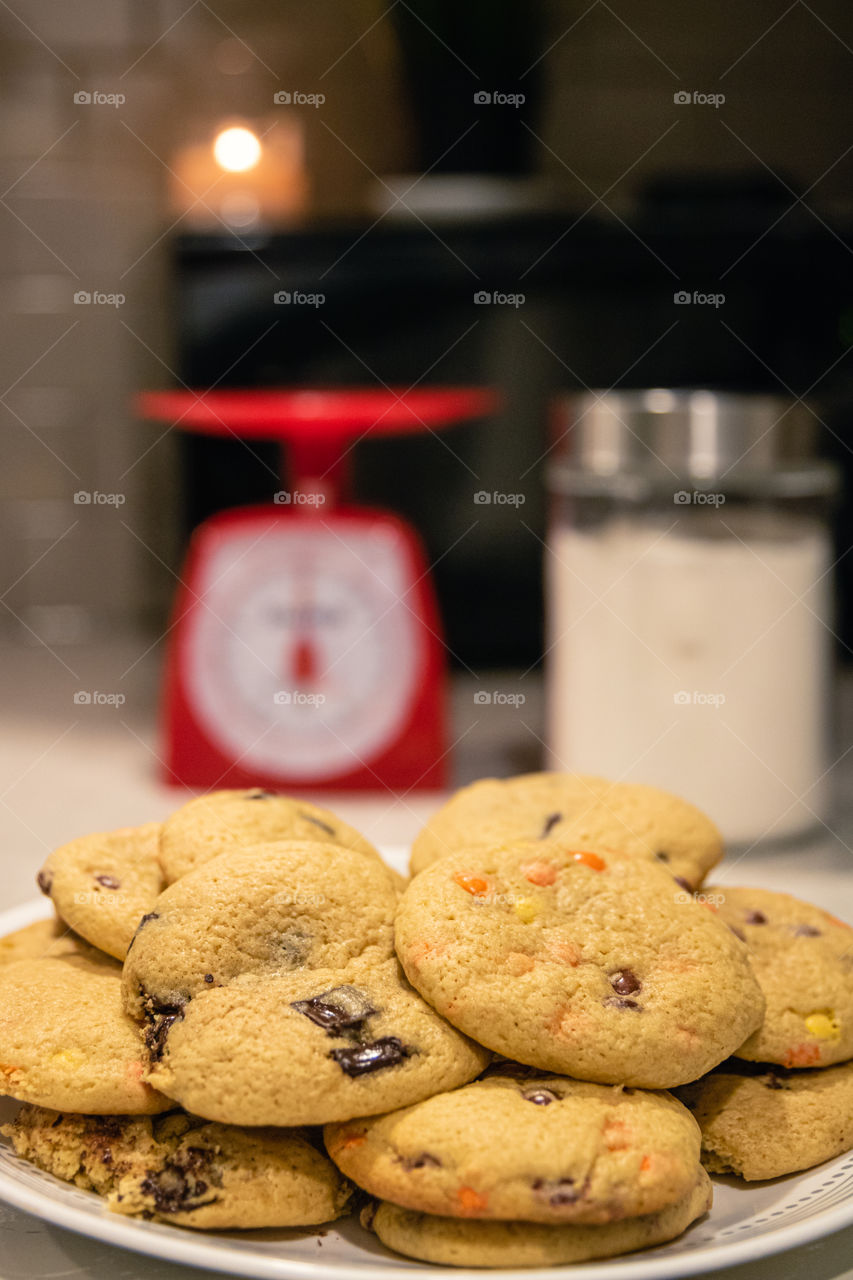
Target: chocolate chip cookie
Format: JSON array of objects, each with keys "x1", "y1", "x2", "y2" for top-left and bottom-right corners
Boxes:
[
  {"x1": 0, "y1": 950, "x2": 170, "y2": 1114},
  {"x1": 410, "y1": 773, "x2": 723, "y2": 890},
  {"x1": 395, "y1": 842, "x2": 764, "y2": 1087},
  {"x1": 122, "y1": 842, "x2": 488, "y2": 1124},
  {"x1": 3, "y1": 1104, "x2": 352, "y2": 1228},
  {"x1": 158, "y1": 789, "x2": 386, "y2": 884},
  {"x1": 36, "y1": 824, "x2": 164, "y2": 960},
  {"x1": 360, "y1": 1170, "x2": 712, "y2": 1267},
  {"x1": 675, "y1": 1059, "x2": 853, "y2": 1180},
  {"x1": 326, "y1": 1069, "x2": 702, "y2": 1223},
  {"x1": 713, "y1": 887, "x2": 853, "y2": 1068}
]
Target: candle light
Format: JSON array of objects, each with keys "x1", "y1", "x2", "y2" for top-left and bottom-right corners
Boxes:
[{"x1": 169, "y1": 117, "x2": 308, "y2": 229}]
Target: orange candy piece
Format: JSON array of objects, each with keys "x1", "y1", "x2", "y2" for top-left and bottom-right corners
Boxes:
[
  {"x1": 457, "y1": 1186, "x2": 489, "y2": 1214},
  {"x1": 453, "y1": 872, "x2": 491, "y2": 897},
  {"x1": 521, "y1": 861, "x2": 558, "y2": 886},
  {"x1": 783, "y1": 1042, "x2": 821, "y2": 1068},
  {"x1": 569, "y1": 850, "x2": 606, "y2": 872}
]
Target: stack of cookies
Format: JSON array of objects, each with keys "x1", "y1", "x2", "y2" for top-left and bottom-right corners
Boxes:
[{"x1": 1, "y1": 775, "x2": 851, "y2": 1268}]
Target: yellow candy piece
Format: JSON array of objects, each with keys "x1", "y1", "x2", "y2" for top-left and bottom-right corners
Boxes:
[
  {"x1": 514, "y1": 898, "x2": 540, "y2": 923},
  {"x1": 804, "y1": 1011, "x2": 840, "y2": 1040},
  {"x1": 49, "y1": 1049, "x2": 85, "y2": 1068}
]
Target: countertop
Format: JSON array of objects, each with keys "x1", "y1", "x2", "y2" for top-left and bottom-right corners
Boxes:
[{"x1": 1, "y1": 638, "x2": 852, "y2": 1280}]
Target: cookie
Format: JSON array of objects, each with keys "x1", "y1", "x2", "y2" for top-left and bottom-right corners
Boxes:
[
  {"x1": 0, "y1": 918, "x2": 103, "y2": 967},
  {"x1": 712, "y1": 887, "x2": 853, "y2": 1068},
  {"x1": 410, "y1": 773, "x2": 723, "y2": 889},
  {"x1": 361, "y1": 1170, "x2": 712, "y2": 1267},
  {"x1": 326, "y1": 1070, "x2": 701, "y2": 1224},
  {"x1": 0, "y1": 951, "x2": 170, "y2": 1114},
  {"x1": 675, "y1": 1059, "x2": 853, "y2": 1180},
  {"x1": 36, "y1": 823, "x2": 164, "y2": 960},
  {"x1": 159, "y1": 789, "x2": 385, "y2": 884},
  {"x1": 395, "y1": 842, "x2": 764, "y2": 1088},
  {"x1": 3, "y1": 1104, "x2": 352, "y2": 1228},
  {"x1": 122, "y1": 842, "x2": 488, "y2": 1124}
]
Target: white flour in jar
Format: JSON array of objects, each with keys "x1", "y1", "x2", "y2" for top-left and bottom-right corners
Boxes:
[{"x1": 546, "y1": 514, "x2": 832, "y2": 844}]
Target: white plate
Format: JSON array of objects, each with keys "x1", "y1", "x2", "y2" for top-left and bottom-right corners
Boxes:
[{"x1": 2, "y1": 857, "x2": 853, "y2": 1279}]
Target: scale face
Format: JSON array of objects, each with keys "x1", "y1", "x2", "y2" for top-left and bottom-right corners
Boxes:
[{"x1": 165, "y1": 506, "x2": 446, "y2": 790}]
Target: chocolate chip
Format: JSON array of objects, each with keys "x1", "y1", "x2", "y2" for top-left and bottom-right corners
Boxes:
[
  {"x1": 398, "y1": 1152, "x2": 442, "y2": 1170},
  {"x1": 329, "y1": 1037, "x2": 412, "y2": 1076},
  {"x1": 95, "y1": 874, "x2": 120, "y2": 890},
  {"x1": 610, "y1": 970, "x2": 641, "y2": 996},
  {"x1": 203, "y1": 974, "x2": 214, "y2": 984},
  {"x1": 126, "y1": 912, "x2": 159, "y2": 954},
  {"x1": 246, "y1": 789, "x2": 276, "y2": 800},
  {"x1": 292, "y1": 985, "x2": 376, "y2": 1032},
  {"x1": 299, "y1": 811, "x2": 336, "y2": 836},
  {"x1": 142, "y1": 996, "x2": 187, "y2": 1062},
  {"x1": 655, "y1": 851, "x2": 670, "y2": 863},
  {"x1": 744, "y1": 910, "x2": 767, "y2": 925},
  {"x1": 539, "y1": 812, "x2": 562, "y2": 839},
  {"x1": 36, "y1": 870, "x2": 52, "y2": 895},
  {"x1": 604, "y1": 997, "x2": 641, "y2": 1010},
  {"x1": 533, "y1": 1177, "x2": 578, "y2": 1206},
  {"x1": 728, "y1": 925, "x2": 746, "y2": 942},
  {"x1": 673, "y1": 876, "x2": 693, "y2": 893},
  {"x1": 93, "y1": 1118, "x2": 123, "y2": 1138},
  {"x1": 140, "y1": 1162, "x2": 216, "y2": 1215},
  {"x1": 522, "y1": 1088, "x2": 558, "y2": 1105},
  {"x1": 792, "y1": 923, "x2": 821, "y2": 937}
]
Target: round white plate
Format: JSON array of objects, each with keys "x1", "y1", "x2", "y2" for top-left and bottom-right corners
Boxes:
[{"x1": 2, "y1": 874, "x2": 853, "y2": 1278}]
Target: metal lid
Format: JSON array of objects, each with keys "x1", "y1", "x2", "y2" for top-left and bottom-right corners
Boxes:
[{"x1": 550, "y1": 390, "x2": 823, "y2": 484}]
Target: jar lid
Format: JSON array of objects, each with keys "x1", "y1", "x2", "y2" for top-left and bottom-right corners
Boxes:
[{"x1": 549, "y1": 390, "x2": 830, "y2": 486}]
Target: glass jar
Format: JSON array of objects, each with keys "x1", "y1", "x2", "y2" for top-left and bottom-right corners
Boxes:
[{"x1": 545, "y1": 390, "x2": 839, "y2": 846}]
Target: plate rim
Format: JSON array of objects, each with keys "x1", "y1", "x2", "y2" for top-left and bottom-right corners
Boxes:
[{"x1": 2, "y1": 895, "x2": 853, "y2": 1279}]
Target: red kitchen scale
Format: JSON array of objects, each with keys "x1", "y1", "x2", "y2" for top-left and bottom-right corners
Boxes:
[{"x1": 136, "y1": 387, "x2": 499, "y2": 791}]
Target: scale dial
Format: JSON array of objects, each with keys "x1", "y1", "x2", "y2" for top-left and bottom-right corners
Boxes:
[{"x1": 182, "y1": 516, "x2": 424, "y2": 781}]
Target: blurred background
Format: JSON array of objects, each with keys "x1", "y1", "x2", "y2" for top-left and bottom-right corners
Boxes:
[{"x1": 0, "y1": 0, "x2": 852, "y2": 871}]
